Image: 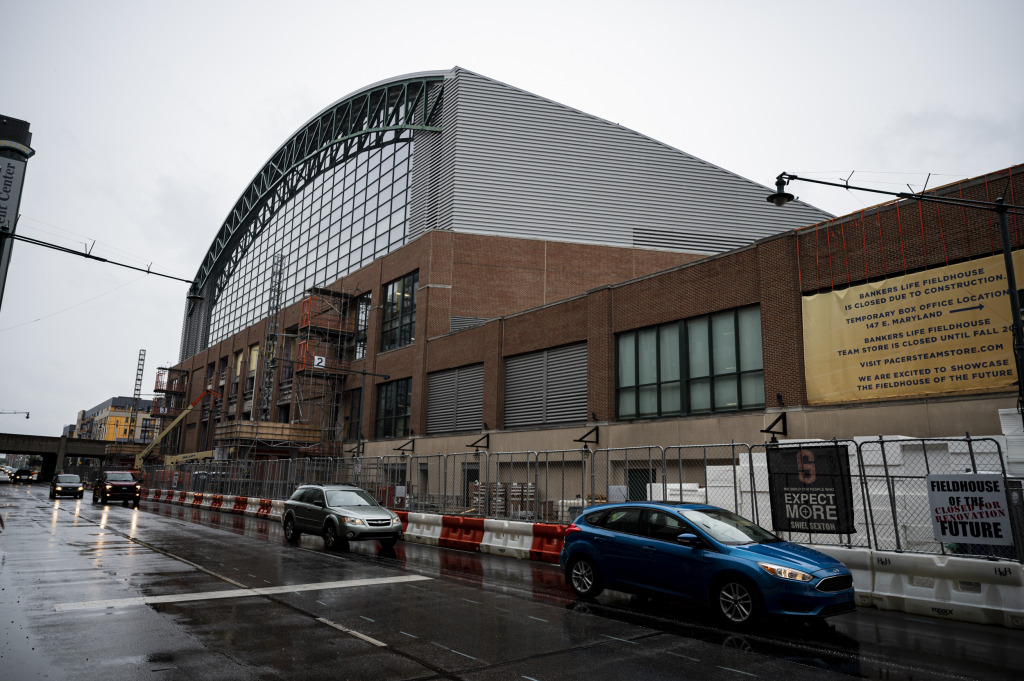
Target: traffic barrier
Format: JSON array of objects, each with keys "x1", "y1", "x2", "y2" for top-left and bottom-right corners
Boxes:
[
  {"x1": 192, "y1": 492, "x2": 204, "y2": 508},
  {"x1": 811, "y1": 545, "x2": 875, "y2": 607},
  {"x1": 177, "y1": 491, "x2": 187, "y2": 505},
  {"x1": 870, "y1": 551, "x2": 1024, "y2": 628},
  {"x1": 184, "y1": 492, "x2": 195, "y2": 507},
  {"x1": 269, "y1": 500, "x2": 284, "y2": 521},
  {"x1": 480, "y1": 519, "x2": 533, "y2": 559},
  {"x1": 440, "y1": 516, "x2": 485, "y2": 552},
  {"x1": 256, "y1": 498, "x2": 272, "y2": 518},
  {"x1": 151, "y1": 489, "x2": 162, "y2": 502},
  {"x1": 210, "y1": 495, "x2": 224, "y2": 511},
  {"x1": 529, "y1": 523, "x2": 567, "y2": 564},
  {"x1": 404, "y1": 512, "x2": 443, "y2": 545},
  {"x1": 232, "y1": 496, "x2": 249, "y2": 514},
  {"x1": 245, "y1": 497, "x2": 261, "y2": 517}
]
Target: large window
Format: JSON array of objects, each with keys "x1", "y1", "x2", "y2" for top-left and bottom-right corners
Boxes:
[
  {"x1": 375, "y1": 378, "x2": 411, "y2": 439},
  {"x1": 616, "y1": 306, "x2": 763, "y2": 419},
  {"x1": 351, "y1": 292, "x2": 371, "y2": 360},
  {"x1": 380, "y1": 271, "x2": 418, "y2": 352}
]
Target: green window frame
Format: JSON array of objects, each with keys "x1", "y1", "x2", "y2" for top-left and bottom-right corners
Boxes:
[{"x1": 616, "y1": 305, "x2": 764, "y2": 419}]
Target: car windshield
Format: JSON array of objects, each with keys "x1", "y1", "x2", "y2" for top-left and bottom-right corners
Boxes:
[
  {"x1": 105, "y1": 472, "x2": 136, "y2": 482},
  {"x1": 56, "y1": 475, "x2": 80, "y2": 483},
  {"x1": 680, "y1": 507, "x2": 781, "y2": 545},
  {"x1": 325, "y1": 489, "x2": 378, "y2": 507}
]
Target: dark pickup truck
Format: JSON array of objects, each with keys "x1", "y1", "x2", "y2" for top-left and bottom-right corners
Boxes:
[{"x1": 92, "y1": 470, "x2": 141, "y2": 508}]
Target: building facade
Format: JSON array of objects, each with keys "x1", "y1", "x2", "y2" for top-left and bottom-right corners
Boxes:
[
  {"x1": 74, "y1": 396, "x2": 155, "y2": 444},
  {"x1": 163, "y1": 67, "x2": 1024, "y2": 465}
]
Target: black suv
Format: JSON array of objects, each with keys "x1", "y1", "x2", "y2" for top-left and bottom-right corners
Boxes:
[
  {"x1": 92, "y1": 471, "x2": 141, "y2": 508},
  {"x1": 282, "y1": 484, "x2": 402, "y2": 551},
  {"x1": 50, "y1": 473, "x2": 84, "y2": 499}
]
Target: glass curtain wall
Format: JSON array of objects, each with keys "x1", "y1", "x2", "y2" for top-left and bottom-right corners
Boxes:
[{"x1": 208, "y1": 142, "x2": 414, "y2": 346}]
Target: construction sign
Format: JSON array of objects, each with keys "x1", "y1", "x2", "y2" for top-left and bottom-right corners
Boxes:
[
  {"x1": 803, "y1": 251, "x2": 1024, "y2": 404},
  {"x1": 766, "y1": 444, "x2": 856, "y2": 534}
]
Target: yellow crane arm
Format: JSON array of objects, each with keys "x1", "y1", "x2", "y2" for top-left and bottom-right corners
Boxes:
[{"x1": 135, "y1": 390, "x2": 220, "y2": 468}]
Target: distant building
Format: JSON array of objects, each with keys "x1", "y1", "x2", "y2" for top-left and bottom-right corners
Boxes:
[{"x1": 75, "y1": 396, "x2": 155, "y2": 443}]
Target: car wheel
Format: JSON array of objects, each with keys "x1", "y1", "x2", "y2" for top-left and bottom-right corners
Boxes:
[
  {"x1": 713, "y1": 578, "x2": 762, "y2": 627},
  {"x1": 132, "y1": 499, "x2": 140, "y2": 509},
  {"x1": 379, "y1": 537, "x2": 397, "y2": 548},
  {"x1": 78, "y1": 492, "x2": 84, "y2": 499},
  {"x1": 49, "y1": 490, "x2": 55, "y2": 499},
  {"x1": 322, "y1": 523, "x2": 341, "y2": 551},
  {"x1": 568, "y1": 556, "x2": 603, "y2": 598},
  {"x1": 283, "y1": 516, "x2": 301, "y2": 545}
]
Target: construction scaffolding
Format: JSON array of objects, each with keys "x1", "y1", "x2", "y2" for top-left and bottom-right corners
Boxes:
[
  {"x1": 147, "y1": 366, "x2": 189, "y2": 464},
  {"x1": 292, "y1": 287, "x2": 357, "y2": 458}
]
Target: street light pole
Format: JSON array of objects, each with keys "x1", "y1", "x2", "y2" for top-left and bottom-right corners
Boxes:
[{"x1": 768, "y1": 172, "x2": 1024, "y2": 426}]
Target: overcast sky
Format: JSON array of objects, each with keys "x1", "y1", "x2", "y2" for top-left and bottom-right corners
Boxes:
[{"x1": 1, "y1": 0, "x2": 1021, "y2": 438}]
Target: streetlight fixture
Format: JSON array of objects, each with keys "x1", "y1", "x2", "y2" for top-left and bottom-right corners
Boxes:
[{"x1": 768, "y1": 171, "x2": 1024, "y2": 427}]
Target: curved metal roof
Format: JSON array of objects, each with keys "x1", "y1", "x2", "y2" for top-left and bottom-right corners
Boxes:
[{"x1": 186, "y1": 72, "x2": 447, "y2": 305}]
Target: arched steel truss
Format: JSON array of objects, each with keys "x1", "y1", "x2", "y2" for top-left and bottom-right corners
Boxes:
[{"x1": 186, "y1": 74, "x2": 446, "y2": 314}]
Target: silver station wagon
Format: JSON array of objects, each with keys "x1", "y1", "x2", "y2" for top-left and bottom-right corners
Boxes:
[{"x1": 282, "y1": 484, "x2": 403, "y2": 550}]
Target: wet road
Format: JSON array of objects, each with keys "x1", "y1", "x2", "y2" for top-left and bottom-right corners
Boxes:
[{"x1": 1, "y1": 481, "x2": 1022, "y2": 680}]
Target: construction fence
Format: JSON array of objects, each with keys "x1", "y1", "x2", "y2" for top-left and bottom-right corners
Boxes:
[{"x1": 140, "y1": 435, "x2": 1024, "y2": 562}]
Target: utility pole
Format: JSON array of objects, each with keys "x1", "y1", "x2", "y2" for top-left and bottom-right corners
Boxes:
[{"x1": 0, "y1": 115, "x2": 34, "y2": 314}]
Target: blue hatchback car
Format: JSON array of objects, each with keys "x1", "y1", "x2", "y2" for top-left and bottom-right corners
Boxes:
[{"x1": 560, "y1": 502, "x2": 855, "y2": 626}]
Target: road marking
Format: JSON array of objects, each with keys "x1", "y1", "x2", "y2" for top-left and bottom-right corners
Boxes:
[
  {"x1": 601, "y1": 634, "x2": 638, "y2": 644},
  {"x1": 719, "y1": 667, "x2": 756, "y2": 677},
  {"x1": 667, "y1": 651, "x2": 700, "y2": 661},
  {"x1": 528, "y1": 616, "x2": 548, "y2": 623},
  {"x1": 316, "y1": 617, "x2": 387, "y2": 647},
  {"x1": 54, "y1": 575, "x2": 431, "y2": 611},
  {"x1": 400, "y1": 631, "x2": 419, "y2": 638}
]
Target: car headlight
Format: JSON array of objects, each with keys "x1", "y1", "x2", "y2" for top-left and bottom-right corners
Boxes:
[
  {"x1": 392, "y1": 517, "x2": 401, "y2": 525},
  {"x1": 55, "y1": 486, "x2": 63, "y2": 491},
  {"x1": 758, "y1": 562, "x2": 814, "y2": 582},
  {"x1": 105, "y1": 484, "x2": 113, "y2": 490},
  {"x1": 135, "y1": 484, "x2": 141, "y2": 490},
  {"x1": 77, "y1": 486, "x2": 84, "y2": 491},
  {"x1": 341, "y1": 517, "x2": 364, "y2": 526}
]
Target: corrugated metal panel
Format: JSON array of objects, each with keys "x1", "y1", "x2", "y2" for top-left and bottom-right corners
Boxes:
[
  {"x1": 454, "y1": 363, "x2": 484, "y2": 431},
  {"x1": 504, "y1": 352, "x2": 546, "y2": 428},
  {"x1": 427, "y1": 363, "x2": 483, "y2": 434},
  {"x1": 426, "y1": 371, "x2": 456, "y2": 434},
  {"x1": 443, "y1": 68, "x2": 830, "y2": 254},
  {"x1": 504, "y1": 343, "x2": 587, "y2": 428},
  {"x1": 545, "y1": 344, "x2": 588, "y2": 424},
  {"x1": 410, "y1": 77, "x2": 457, "y2": 238}
]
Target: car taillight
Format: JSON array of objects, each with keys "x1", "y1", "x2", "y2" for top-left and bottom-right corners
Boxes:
[{"x1": 565, "y1": 523, "x2": 582, "y2": 535}]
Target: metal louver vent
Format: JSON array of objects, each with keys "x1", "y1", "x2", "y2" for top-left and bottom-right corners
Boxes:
[{"x1": 504, "y1": 343, "x2": 587, "y2": 428}]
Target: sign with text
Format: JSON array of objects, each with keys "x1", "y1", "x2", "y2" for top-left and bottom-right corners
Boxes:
[
  {"x1": 927, "y1": 474, "x2": 1012, "y2": 546},
  {"x1": 0, "y1": 156, "x2": 26, "y2": 232},
  {"x1": 803, "y1": 251, "x2": 1024, "y2": 404},
  {"x1": 766, "y1": 444, "x2": 855, "y2": 534}
]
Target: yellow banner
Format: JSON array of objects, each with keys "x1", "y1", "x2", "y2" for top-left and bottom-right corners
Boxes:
[{"x1": 803, "y1": 251, "x2": 1024, "y2": 404}]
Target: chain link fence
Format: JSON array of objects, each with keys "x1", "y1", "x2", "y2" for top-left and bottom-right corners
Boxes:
[{"x1": 140, "y1": 435, "x2": 1023, "y2": 561}]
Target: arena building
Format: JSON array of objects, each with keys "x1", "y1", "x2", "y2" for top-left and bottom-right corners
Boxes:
[{"x1": 154, "y1": 67, "x2": 1023, "y2": 465}]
